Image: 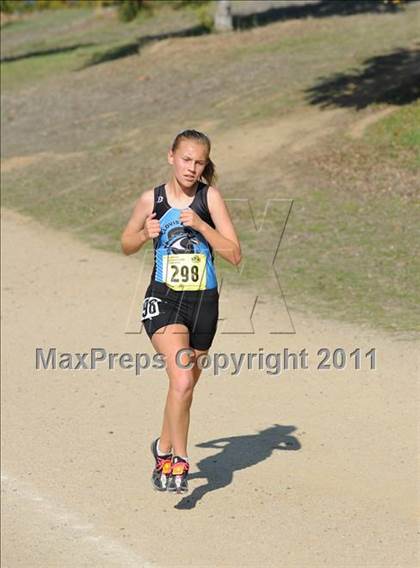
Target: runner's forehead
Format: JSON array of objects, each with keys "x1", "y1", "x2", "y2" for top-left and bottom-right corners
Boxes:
[{"x1": 176, "y1": 140, "x2": 208, "y2": 160}]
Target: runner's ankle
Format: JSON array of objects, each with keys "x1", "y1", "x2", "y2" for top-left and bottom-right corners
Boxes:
[{"x1": 157, "y1": 438, "x2": 172, "y2": 455}]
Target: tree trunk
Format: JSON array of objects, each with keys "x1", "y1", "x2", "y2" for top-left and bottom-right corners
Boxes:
[{"x1": 214, "y1": 0, "x2": 233, "y2": 33}]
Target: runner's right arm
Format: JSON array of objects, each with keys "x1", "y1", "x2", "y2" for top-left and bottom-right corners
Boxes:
[{"x1": 121, "y1": 190, "x2": 160, "y2": 255}]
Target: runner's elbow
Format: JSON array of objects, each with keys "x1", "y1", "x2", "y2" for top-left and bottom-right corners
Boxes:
[
  {"x1": 232, "y1": 249, "x2": 242, "y2": 266},
  {"x1": 121, "y1": 235, "x2": 133, "y2": 255}
]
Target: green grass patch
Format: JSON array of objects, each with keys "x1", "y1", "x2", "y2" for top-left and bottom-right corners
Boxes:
[
  {"x1": 365, "y1": 101, "x2": 420, "y2": 166},
  {"x1": 233, "y1": 29, "x2": 344, "y2": 57},
  {"x1": 269, "y1": 189, "x2": 419, "y2": 333},
  {"x1": 1, "y1": 44, "x2": 95, "y2": 89}
]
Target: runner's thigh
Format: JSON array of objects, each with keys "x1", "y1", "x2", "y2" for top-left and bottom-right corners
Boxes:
[{"x1": 151, "y1": 323, "x2": 195, "y2": 388}]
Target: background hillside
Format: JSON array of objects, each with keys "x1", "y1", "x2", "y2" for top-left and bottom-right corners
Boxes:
[{"x1": 1, "y1": 0, "x2": 419, "y2": 333}]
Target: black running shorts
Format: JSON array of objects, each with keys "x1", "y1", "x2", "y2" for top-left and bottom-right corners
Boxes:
[{"x1": 141, "y1": 281, "x2": 219, "y2": 350}]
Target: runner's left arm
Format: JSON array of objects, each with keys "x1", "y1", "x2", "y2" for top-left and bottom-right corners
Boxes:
[
  {"x1": 180, "y1": 186, "x2": 241, "y2": 266},
  {"x1": 204, "y1": 186, "x2": 241, "y2": 266}
]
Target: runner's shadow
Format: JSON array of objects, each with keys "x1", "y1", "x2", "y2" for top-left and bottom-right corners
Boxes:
[{"x1": 173, "y1": 424, "x2": 300, "y2": 510}]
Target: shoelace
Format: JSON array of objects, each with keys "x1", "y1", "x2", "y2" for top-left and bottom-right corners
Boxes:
[
  {"x1": 171, "y1": 460, "x2": 189, "y2": 476},
  {"x1": 156, "y1": 456, "x2": 172, "y2": 475}
]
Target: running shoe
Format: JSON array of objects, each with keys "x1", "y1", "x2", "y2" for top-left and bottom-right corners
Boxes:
[
  {"x1": 167, "y1": 456, "x2": 190, "y2": 494},
  {"x1": 150, "y1": 438, "x2": 172, "y2": 492}
]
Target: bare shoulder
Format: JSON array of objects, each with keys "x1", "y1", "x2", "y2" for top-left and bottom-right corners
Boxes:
[
  {"x1": 133, "y1": 187, "x2": 154, "y2": 213},
  {"x1": 207, "y1": 184, "x2": 224, "y2": 207},
  {"x1": 206, "y1": 184, "x2": 237, "y2": 236},
  {"x1": 138, "y1": 187, "x2": 155, "y2": 205}
]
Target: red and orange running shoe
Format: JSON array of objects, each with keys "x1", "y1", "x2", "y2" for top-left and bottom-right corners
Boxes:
[
  {"x1": 150, "y1": 438, "x2": 172, "y2": 491},
  {"x1": 167, "y1": 456, "x2": 190, "y2": 494}
]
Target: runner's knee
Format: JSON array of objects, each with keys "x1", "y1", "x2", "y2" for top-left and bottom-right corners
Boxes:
[{"x1": 169, "y1": 377, "x2": 194, "y2": 400}]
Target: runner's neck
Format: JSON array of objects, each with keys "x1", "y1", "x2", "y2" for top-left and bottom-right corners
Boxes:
[{"x1": 165, "y1": 180, "x2": 199, "y2": 209}]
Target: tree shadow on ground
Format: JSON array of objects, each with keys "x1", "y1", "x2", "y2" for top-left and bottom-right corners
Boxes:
[
  {"x1": 232, "y1": 0, "x2": 407, "y2": 30},
  {"x1": 1, "y1": 43, "x2": 96, "y2": 64},
  {"x1": 80, "y1": 1, "x2": 412, "y2": 68},
  {"x1": 305, "y1": 46, "x2": 420, "y2": 109},
  {"x1": 82, "y1": 24, "x2": 209, "y2": 68},
  {"x1": 172, "y1": 424, "x2": 301, "y2": 510}
]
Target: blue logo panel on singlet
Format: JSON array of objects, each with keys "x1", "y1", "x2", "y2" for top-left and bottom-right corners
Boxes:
[{"x1": 155, "y1": 209, "x2": 217, "y2": 290}]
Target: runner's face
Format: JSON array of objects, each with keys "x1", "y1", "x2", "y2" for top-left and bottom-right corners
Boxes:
[{"x1": 168, "y1": 140, "x2": 209, "y2": 186}]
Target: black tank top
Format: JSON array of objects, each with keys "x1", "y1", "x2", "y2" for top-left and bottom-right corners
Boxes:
[{"x1": 150, "y1": 181, "x2": 218, "y2": 290}]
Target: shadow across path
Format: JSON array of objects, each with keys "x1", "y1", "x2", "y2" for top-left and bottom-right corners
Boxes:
[
  {"x1": 83, "y1": 25, "x2": 209, "y2": 68},
  {"x1": 173, "y1": 424, "x2": 301, "y2": 510},
  {"x1": 1, "y1": 43, "x2": 96, "y2": 64},
  {"x1": 232, "y1": 0, "x2": 407, "y2": 30}
]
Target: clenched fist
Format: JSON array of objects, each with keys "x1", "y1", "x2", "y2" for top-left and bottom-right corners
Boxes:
[
  {"x1": 143, "y1": 212, "x2": 161, "y2": 240},
  {"x1": 180, "y1": 208, "x2": 204, "y2": 232}
]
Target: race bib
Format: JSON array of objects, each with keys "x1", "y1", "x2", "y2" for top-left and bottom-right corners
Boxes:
[
  {"x1": 163, "y1": 253, "x2": 207, "y2": 291},
  {"x1": 141, "y1": 297, "x2": 162, "y2": 320}
]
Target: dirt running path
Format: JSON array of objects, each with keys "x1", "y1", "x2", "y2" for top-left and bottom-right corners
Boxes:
[{"x1": 1, "y1": 207, "x2": 418, "y2": 568}]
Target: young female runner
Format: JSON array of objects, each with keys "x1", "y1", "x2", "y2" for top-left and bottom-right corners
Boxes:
[{"x1": 121, "y1": 129, "x2": 241, "y2": 494}]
